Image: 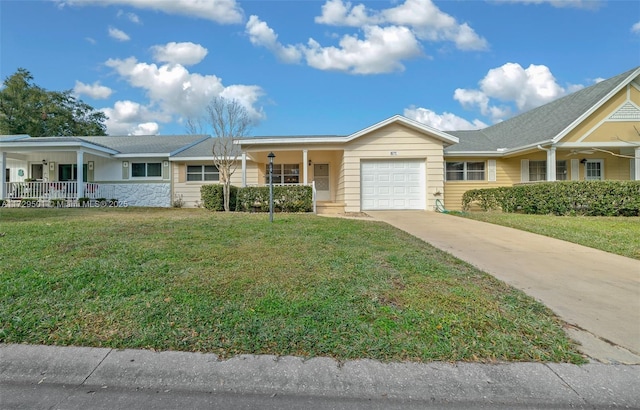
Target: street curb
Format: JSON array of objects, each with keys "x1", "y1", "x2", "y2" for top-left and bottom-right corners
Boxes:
[{"x1": 2, "y1": 344, "x2": 639, "y2": 407}]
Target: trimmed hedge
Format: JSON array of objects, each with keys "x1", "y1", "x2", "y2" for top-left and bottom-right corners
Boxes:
[
  {"x1": 201, "y1": 184, "x2": 238, "y2": 211},
  {"x1": 201, "y1": 184, "x2": 313, "y2": 213},
  {"x1": 462, "y1": 181, "x2": 640, "y2": 216},
  {"x1": 236, "y1": 185, "x2": 313, "y2": 213}
]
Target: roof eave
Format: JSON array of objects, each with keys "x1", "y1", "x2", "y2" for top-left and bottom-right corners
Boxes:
[{"x1": 551, "y1": 67, "x2": 640, "y2": 143}]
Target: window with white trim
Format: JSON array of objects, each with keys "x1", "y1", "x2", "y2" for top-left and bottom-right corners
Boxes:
[
  {"x1": 187, "y1": 165, "x2": 219, "y2": 181},
  {"x1": 132, "y1": 162, "x2": 162, "y2": 178},
  {"x1": 523, "y1": 160, "x2": 568, "y2": 182},
  {"x1": 445, "y1": 161, "x2": 485, "y2": 181},
  {"x1": 529, "y1": 160, "x2": 546, "y2": 181},
  {"x1": 585, "y1": 159, "x2": 604, "y2": 180},
  {"x1": 556, "y1": 160, "x2": 567, "y2": 180},
  {"x1": 265, "y1": 164, "x2": 300, "y2": 184}
]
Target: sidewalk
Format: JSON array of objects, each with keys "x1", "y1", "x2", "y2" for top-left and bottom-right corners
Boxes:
[
  {"x1": 1, "y1": 344, "x2": 639, "y2": 408},
  {"x1": 366, "y1": 211, "x2": 640, "y2": 364}
]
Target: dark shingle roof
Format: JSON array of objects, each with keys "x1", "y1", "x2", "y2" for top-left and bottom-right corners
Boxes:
[{"x1": 446, "y1": 66, "x2": 640, "y2": 153}]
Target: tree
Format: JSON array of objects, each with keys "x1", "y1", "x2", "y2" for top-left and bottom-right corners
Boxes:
[
  {"x1": 186, "y1": 97, "x2": 252, "y2": 211},
  {"x1": 0, "y1": 68, "x2": 107, "y2": 137}
]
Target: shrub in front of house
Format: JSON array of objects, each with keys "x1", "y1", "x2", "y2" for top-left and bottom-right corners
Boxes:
[
  {"x1": 235, "y1": 185, "x2": 313, "y2": 213},
  {"x1": 462, "y1": 181, "x2": 640, "y2": 216},
  {"x1": 201, "y1": 184, "x2": 238, "y2": 211}
]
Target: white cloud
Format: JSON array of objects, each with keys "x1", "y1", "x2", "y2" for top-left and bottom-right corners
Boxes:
[
  {"x1": 453, "y1": 63, "x2": 581, "y2": 122},
  {"x1": 101, "y1": 100, "x2": 162, "y2": 135},
  {"x1": 304, "y1": 25, "x2": 422, "y2": 74},
  {"x1": 74, "y1": 80, "x2": 113, "y2": 99},
  {"x1": 85, "y1": 37, "x2": 97, "y2": 45},
  {"x1": 151, "y1": 42, "x2": 208, "y2": 66},
  {"x1": 315, "y1": 0, "x2": 374, "y2": 26},
  {"x1": 131, "y1": 122, "x2": 159, "y2": 135},
  {"x1": 102, "y1": 56, "x2": 264, "y2": 134},
  {"x1": 632, "y1": 21, "x2": 640, "y2": 34},
  {"x1": 108, "y1": 26, "x2": 130, "y2": 41},
  {"x1": 247, "y1": 0, "x2": 486, "y2": 75},
  {"x1": 492, "y1": 0, "x2": 602, "y2": 9},
  {"x1": 245, "y1": 16, "x2": 302, "y2": 64},
  {"x1": 315, "y1": 0, "x2": 488, "y2": 50},
  {"x1": 404, "y1": 106, "x2": 487, "y2": 130},
  {"x1": 117, "y1": 9, "x2": 141, "y2": 23},
  {"x1": 61, "y1": 0, "x2": 243, "y2": 24}
]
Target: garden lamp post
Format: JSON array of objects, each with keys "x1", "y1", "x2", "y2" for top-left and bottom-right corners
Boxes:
[{"x1": 268, "y1": 152, "x2": 275, "y2": 223}]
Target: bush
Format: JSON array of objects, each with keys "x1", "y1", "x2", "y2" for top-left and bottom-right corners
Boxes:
[
  {"x1": 49, "y1": 199, "x2": 66, "y2": 207},
  {"x1": 201, "y1": 184, "x2": 238, "y2": 211},
  {"x1": 236, "y1": 185, "x2": 313, "y2": 213},
  {"x1": 462, "y1": 181, "x2": 640, "y2": 216}
]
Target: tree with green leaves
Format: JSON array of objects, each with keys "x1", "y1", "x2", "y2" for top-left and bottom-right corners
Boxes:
[{"x1": 0, "y1": 68, "x2": 107, "y2": 137}]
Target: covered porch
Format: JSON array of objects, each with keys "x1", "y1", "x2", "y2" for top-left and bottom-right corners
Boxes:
[
  {"x1": 239, "y1": 148, "x2": 345, "y2": 214},
  {"x1": 1, "y1": 137, "x2": 119, "y2": 205}
]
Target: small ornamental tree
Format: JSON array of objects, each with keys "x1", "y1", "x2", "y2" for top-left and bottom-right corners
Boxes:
[{"x1": 187, "y1": 97, "x2": 252, "y2": 212}]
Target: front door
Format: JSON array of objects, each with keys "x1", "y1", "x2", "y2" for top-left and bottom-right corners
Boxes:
[
  {"x1": 314, "y1": 164, "x2": 330, "y2": 201},
  {"x1": 31, "y1": 164, "x2": 43, "y2": 180}
]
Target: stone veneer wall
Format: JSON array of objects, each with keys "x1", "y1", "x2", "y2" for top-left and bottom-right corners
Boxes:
[{"x1": 112, "y1": 183, "x2": 171, "y2": 207}]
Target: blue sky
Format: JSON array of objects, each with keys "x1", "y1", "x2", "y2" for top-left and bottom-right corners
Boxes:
[{"x1": 1, "y1": 0, "x2": 639, "y2": 137}]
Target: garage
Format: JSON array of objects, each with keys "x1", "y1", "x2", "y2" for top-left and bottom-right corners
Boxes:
[{"x1": 361, "y1": 159, "x2": 426, "y2": 210}]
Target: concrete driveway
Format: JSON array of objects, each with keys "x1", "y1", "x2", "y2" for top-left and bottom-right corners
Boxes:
[{"x1": 366, "y1": 211, "x2": 640, "y2": 364}]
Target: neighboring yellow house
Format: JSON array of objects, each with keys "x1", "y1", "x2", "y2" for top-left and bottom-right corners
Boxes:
[
  {"x1": 2, "y1": 67, "x2": 638, "y2": 211},
  {"x1": 231, "y1": 66, "x2": 640, "y2": 213}
]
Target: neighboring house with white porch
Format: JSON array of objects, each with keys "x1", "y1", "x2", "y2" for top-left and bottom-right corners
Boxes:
[{"x1": 2, "y1": 66, "x2": 639, "y2": 212}]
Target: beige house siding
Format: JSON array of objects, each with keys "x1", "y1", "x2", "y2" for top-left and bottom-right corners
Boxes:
[
  {"x1": 172, "y1": 161, "x2": 253, "y2": 208},
  {"x1": 343, "y1": 123, "x2": 447, "y2": 212},
  {"x1": 563, "y1": 85, "x2": 640, "y2": 143}
]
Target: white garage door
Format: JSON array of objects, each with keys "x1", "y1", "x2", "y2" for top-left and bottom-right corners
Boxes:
[{"x1": 361, "y1": 159, "x2": 425, "y2": 210}]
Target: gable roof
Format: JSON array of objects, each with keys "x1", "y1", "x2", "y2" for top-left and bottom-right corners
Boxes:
[
  {"x1": 446, "y1": 66, "x2": 640, "y2": 154},
  {"x1": 237, "y1": 115, "x2": 459, "y2": 147}
]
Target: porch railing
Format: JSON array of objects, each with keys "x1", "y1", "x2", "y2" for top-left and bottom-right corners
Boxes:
[{"x1": 3, "y1": 181, "x2": 116, "y2": 202}]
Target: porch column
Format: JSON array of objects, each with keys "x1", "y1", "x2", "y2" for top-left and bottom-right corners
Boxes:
[
  {"x1": 76, "y1": 150, "x2": 84, "y2": 199},
  {"x1": 302, "y1": 149, "x2": 308, "y2": 185},
  {"x1": 0, "y1": 151, "x2": 6, "y2": 199},
  {"x1": 241, "y1": 153, "x2": 247, "y2": 187},
  {"x1": 546, "y1": 146, "x2": 556, "y2": 181},
  {"x1": 635, "y1": 148, "x2": 640, "y2": 181}
]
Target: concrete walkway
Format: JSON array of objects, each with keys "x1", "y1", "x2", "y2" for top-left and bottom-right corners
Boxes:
[{"x1": 367, "y1": 211, "x2": 640, "y2": 364}]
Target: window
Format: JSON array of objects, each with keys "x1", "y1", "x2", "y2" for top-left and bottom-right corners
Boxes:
[
  {"x1": 585, "y1": 159, "x2": 604, "y2": 180},
  {"x1": 58, "y1": 164, "x2": 88, "y2": 182},
  {"x1": 526, "y1": 160, "x2": 568, "y2": 181},
  {"x1": 132, "y1": 162, "x2": 162, "y2": 178},
  {"x1": 556, "y1": 160, "x2": 567, "y2": 181},
  {"x1": 445, "y1": 161, "x2": 485, "y2": 181},
  {"x1": 187, "y1": 165, "x2": 219, "y2": 181},
  {"x1": 265, "y1": 164, "x2": 300, "y2": 184},
  {"x1": 529, "y1": 160, "x2": 546, "y2": 181}
]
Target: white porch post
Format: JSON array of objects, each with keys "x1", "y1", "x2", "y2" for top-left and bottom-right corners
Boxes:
[
  {"x1": 0, "y1": 151, "x2": 6, "y2": 199},
  {"x1": 546, "y1": 146, "x2": 556, "y2": 181},
  {"x1": 241, "y1": 152, "x2": 247, "y2": 187},
  {"x1": 76, "y1": 150, "x2": 84, "y2": 199},
  {"x1": 302, "y1": 149, "x2": 308, "y2": 185},
  {"x1": 635, "y1": 148, "x2": 640, "y2": 181}
]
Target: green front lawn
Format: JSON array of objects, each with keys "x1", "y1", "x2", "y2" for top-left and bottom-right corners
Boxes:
[
  {"x1": 458, "y1": 212, "x2": 640, "y2": 260},
  {"x1": 0, "y1": 208, "x2": 584, "y2": 363}
]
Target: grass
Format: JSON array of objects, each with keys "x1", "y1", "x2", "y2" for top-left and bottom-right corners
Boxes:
[
  {"x1": 0, "y1": 208, "x2": 585, "y2": 363},
  {"x1": 457, "y1": 212, "x2": 640, "y2": 260}
]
